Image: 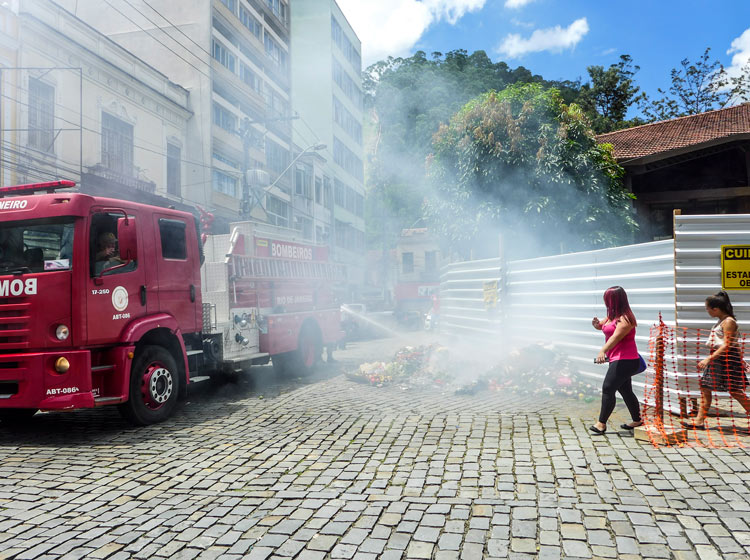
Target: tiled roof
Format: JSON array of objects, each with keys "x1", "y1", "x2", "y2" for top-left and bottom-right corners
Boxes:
[{"x1": 596, "y1": 103, "x2": 750, "y2": 161}]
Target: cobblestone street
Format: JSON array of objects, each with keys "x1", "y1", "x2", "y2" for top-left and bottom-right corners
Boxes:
[{"x1": 1, "y1": 334, "x2": 749, "y2": 560}]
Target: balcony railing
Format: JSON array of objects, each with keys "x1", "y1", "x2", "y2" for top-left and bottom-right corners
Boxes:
[{"x1": 86, "y1": 163, "x2": 156, "y2": 193}]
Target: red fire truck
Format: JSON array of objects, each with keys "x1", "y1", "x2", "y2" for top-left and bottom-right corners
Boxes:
[{"x1": 0, "y1": 181, "x2": 342, "y2": 425}]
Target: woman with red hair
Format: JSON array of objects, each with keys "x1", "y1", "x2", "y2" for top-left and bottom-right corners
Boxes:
[{"x1": 590, "y1": 286, "x2": 642, "y2": 435}]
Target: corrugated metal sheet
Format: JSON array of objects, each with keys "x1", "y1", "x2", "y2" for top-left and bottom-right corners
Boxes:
[
  {"x1": 440, "y1": 241, "x2": 676, "y2": 387},
  {"x1": 506, "y1": 240, "x2": 675, "y2": 386},
  {"x1": 440, "y1": 257, "x2": 503, "y2": 337},
  {"x1": 674, "y1": 213, "x2": 750, "y2": 329}
]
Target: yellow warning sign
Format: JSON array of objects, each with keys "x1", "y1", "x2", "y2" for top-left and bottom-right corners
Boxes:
[
  {"x1": 721, "y1": 245, "x2": 750, "y2": 290},
  {"x1": 483, "y1": 280, "x2": 498, "y2": 309}
]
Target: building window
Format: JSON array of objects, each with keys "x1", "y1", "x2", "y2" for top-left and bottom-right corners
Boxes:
[
  {"x1": 240, "y1": 6, "x2": 262, "y2": 39},
  {"x1": 266, "y1": 194, "x2": 289, "y2": 227},
  {"x1": 213, "y1": 151, "x2": 240, "y2": 169},
  {"x1": 167, "y1": 143, "x2": 181, "y2": 196},
  {"x1": 241, "y1": 63, "x2": 262, "y2": 94},
  {"x1": 402, "y1": 252, "x2": 414, "y2": 274},
  {"x1": 212, "y1": 39, "x2": 236, "y2": 73},
  {"x1": 332, "y1": 58, "x2": 363, "y2": 111},
  {"x1": 315, "y1": 177, "x2": 322, "y2": 204},
  {"x1": 101, "y1": 112, "x2": 134, "y2": 176},
  {"x1": 265, "y1": 139, "x2": 289, "y2": 174},
  {"x1": 331, "y1": 15, "x2": 361, "y2": 73},
  {"x1": 212, "y1": 169, "x2": 238, "y2": 197},
  {"x1": 355, "y1": 192, "x2": 364, "y2": 217},
  {"x1": 323, "y1": 176, "x2": 332, "y2": 209},
  {"x1": 28, "y1": 78, "x2": 55, "y2": 153},
  {"x1": 264, "y1": 86, "x2": 289, "y2": 119},
  {"x1": 266, "y1": 0, "x2": 287, "y2": 23},
  {"x1": 333, "y1": 96, "x2": 363, "y2": 146},
  {"x1": 159, "y1": 218, "x2": 187, "y2": 260},
  {"x1": 333, "y1": 137, "x2": 363, "y2": 182},
  {"x1": 334, "y1": 178, "x2": 345, "y2": 207},
  {"x1": 295, "y1": 215, "x2": 312, "y2": 240},
  {"x1": 295, "y1": 165, "x2": 312, "y2": 198},
  {"x1": 219, "y1": 0, "x2": 236, "y2": 14},
  {"x1": 263, "y1": 31, "x2": 287, "y2": 71},
  {"x1": 213, "y1": 103, "x2": 237, "y2": 133}
]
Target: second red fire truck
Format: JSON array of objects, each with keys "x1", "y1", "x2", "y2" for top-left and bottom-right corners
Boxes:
[{"x1": 0, "y1": 181, "x2": 343, "y2": 425}]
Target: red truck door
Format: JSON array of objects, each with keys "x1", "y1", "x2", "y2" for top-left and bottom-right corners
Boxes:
[
  {"x1": 86, "y1": 209, "x2": 148, "y2": 345},
  {"x1": 152, "y1": 214, "x2": 199, "y2": 332}
]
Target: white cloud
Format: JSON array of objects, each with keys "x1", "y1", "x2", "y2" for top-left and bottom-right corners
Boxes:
[
  {"x1": 337, "y1": 0, "x2": 486, "y2": 66},
  {"x1": 727, "y1": 27, "x2": 750, "y2": 78},
  {"x1": 496, "y1": 17, "x2": 589, "y2": 58},
  {"x1": 504, "y1": 0, "x2": 536, "y2": 8}
]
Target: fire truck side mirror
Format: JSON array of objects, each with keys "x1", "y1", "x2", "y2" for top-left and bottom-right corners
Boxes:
[{"x1": 117, "y1": 217, "x2": 138, "y2": 262}]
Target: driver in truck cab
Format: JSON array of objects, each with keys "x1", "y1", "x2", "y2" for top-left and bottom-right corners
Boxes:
[{"x1": 94, "y1": 232, "x2": 123, "y2": 274}]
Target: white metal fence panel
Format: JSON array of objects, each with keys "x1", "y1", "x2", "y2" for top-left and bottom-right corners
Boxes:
[
  {"x1": 440, "y1": 257, "x2": 503, "y2": 336},
  {"x1": 674, "y1": 213, "x2": 750, "y2": 329},
  {"x1": 506, "y1": 240, "x2": 675, "y2": 385}
]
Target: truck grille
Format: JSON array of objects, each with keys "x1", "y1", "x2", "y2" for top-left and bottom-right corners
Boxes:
[{"x1": 0, "y1": 298, "x2": 31, "y2": 352}]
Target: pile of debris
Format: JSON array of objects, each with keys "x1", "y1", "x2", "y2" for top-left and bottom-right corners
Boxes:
[
  {"x1": 483, "y1": 344, "x2": 599, "y2": 401},
  {"x1": 347, "y1": 344, "x2": 452, "y2": 388},
  {"x1": 349, "y1": 343, "x2": 599, "y2": 401}
]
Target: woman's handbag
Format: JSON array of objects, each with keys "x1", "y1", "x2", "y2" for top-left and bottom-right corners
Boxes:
[{"x1": 634, "y1": 354, "x2": 647, "y2": 375}]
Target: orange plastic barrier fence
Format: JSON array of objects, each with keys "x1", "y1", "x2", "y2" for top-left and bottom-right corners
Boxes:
[{"x1": 642, "y1": 319, "x2": 750, "y2": 448}]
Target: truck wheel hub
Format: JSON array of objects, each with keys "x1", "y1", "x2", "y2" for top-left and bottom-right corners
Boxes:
[{"x1": 142, "y1": 365, "x2": 173, "y2": 409}]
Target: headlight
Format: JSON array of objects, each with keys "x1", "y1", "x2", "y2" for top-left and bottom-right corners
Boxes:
[{"x1": 55, "y1": 324, "x2": 70, "y2": 340}]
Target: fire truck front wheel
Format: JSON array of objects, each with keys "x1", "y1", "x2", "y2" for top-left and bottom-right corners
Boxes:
[{"x1": 119, "y1": 345, "x2": 180, "y2": 426}]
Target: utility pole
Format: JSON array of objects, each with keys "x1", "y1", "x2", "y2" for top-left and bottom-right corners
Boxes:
[{"x1": 238, "y1": 115, "x2": 300, "y2": 221}]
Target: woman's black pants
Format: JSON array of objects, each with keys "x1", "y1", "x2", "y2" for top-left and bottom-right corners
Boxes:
[{"x1": 599, "y1": 358, "x2": 642, "y2": 424}]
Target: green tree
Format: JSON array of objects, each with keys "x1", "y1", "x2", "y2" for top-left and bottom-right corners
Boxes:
[
  {"x1": 364, "y1": 50, "x2": 567, "y2": 249},
  {"x1": 577, "y1": 55, "x2": 646, "y2": 133},
  {"x1": 643, "y1": 48, "x2": 732, "y2": 121},
  {"x1": 425, "y1": 84, "x2": 637, "y2": 258}
]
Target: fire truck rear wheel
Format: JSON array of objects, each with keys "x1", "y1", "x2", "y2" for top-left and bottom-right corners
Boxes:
[
  {"x1": 293, "y1": 325, "x2": 322, "y2": 376},
  {"x1": 119, "y1": 345, "x2": 180, "y2": 426},
  {"x1": 0, "y1": 408, "x2": 37, "y2": 424}
]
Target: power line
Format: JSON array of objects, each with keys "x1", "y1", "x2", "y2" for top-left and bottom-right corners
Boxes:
[
  {"x1": 137, "y1": 0, "x2": 215, "y2": 62},
  {"x1": 0, "y1": 86, "x2": 218, "y2": 173},
  {"x1": 100, "y1": 0, "x2": 213, "y2": 81}
]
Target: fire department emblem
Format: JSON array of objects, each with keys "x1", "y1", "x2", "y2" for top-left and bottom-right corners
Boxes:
[{"x1": 112, "y1": 286, "x2": 129, "y2": 311}]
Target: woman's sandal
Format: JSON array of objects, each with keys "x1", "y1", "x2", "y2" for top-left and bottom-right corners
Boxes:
[
  {"x1": 680, "y1": 420, "x2": 706, "y2": 430},
  {"x1": 589, "y1": 425, "x2": 607, "y2": 435},
  {"x1": 620, "y1": 422, "x2": 643, "y2": 430}
]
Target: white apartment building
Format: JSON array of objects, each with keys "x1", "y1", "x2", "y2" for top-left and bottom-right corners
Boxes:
[
  {"x1": 63, "y1": 0, "x2": 295, "y2": 232},
  {"x1": 1, "y1": 0, "x2": 191, "y2": 207},
  {"x1": 290, "y1": 0, "x2": 366, "y2": 297}
]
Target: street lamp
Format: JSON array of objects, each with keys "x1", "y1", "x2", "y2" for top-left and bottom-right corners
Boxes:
[{"x1": 241, "y1": 142, "x2": 326, "y2": 220}]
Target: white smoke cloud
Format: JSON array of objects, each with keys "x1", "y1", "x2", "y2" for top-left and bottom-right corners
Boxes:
[
  {"x1": 496, "y1": 17, "x2": 589, "y2": 58},
  {"x1": 337, "y1": 0, "x2": 486, "y2": 66},
  {"x1": 727, "y1": 27, "x2": 750, "y2": 78}
]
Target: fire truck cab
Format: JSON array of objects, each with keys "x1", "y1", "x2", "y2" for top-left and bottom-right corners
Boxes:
[{"x1": 0, "y1": 181, "x2": 342, "y2": 425}]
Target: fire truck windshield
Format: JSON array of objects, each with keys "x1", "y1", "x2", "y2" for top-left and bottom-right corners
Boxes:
[{"x1": 0, "y1": 218, "x2": 75, "y2": 274}]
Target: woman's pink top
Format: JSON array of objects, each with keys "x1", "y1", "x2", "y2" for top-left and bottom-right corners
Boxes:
[{"x1": 602, "y1": 319, "x2": 639, "y2": 361}]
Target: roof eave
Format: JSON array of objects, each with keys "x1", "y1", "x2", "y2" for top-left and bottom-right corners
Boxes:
[{"x1": 616, "y1": 133, "x2": 750, "y2": 167}]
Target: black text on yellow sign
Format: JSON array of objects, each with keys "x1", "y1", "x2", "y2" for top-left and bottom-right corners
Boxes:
[
  {"x1": 721, "y1": 245, "x2": 750, "y2": 290},
  {"x1": 483, "y1": 280, "x2": 498, "y2": 309}
]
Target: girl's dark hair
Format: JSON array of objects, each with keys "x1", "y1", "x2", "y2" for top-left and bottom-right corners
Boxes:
[
  {"x1": 705, "y1": 290, "x2": 735, "y2": 318},
  {"x1": 603, "y1": 286, "x2": 637, "y2": 325}
]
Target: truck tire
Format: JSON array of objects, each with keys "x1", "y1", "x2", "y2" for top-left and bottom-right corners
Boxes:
[
  {"x1": 289, "y1": 324, "x2": 322, "y2": 377},
  {"x1": 119, "y1": 345, "x2": 180, "y2": 426},
  {"x1": 0, "y1": 408, "x2": 37, "y2": 424}
]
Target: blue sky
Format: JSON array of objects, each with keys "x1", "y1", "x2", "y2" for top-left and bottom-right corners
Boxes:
[{"x1": 339, "y1": 0, "x2": 750, "y2": 114}]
